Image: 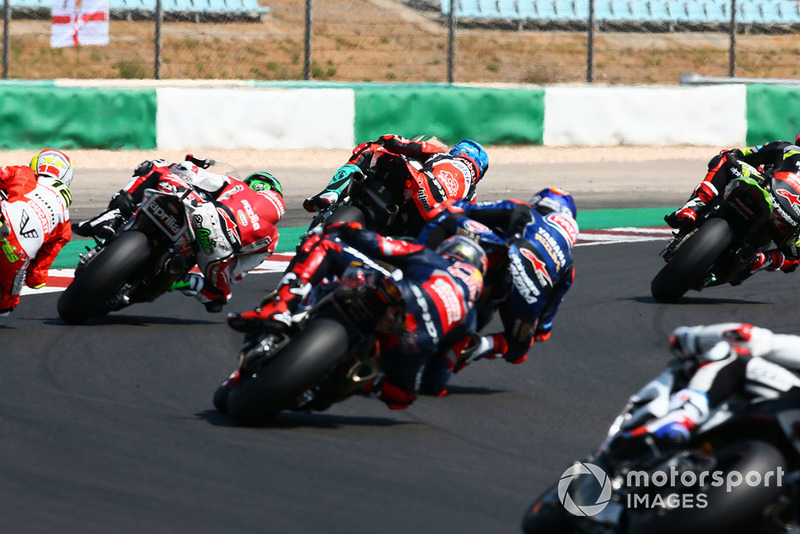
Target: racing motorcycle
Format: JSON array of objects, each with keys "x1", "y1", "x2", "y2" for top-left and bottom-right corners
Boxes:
[
  {"x1": 651, "y1": 159, "x2": 800, "y2": 303},
  {"x1": 212, "y1": 262, "x2": 396, "y2": 426},
  {"x1": 520, "y1": 359, "x2": 800, "y2": 534},
  {"x1": 306, "y1": 137, "x2": 446, "y2": 239},
  {"x1": 57, "y1": 187, "x2": 199, "y2": 324}
]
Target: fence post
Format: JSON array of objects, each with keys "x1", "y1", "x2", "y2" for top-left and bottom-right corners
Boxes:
[
  {"x1": 447, "y1": 0, "x2": 454, "y2": 84},
  {"x1": 729, "y1": 0, "x2": 736, "y2": 77},
  {"x1": 587, "y1": 0, "x2": 594, "y2": 83},
  {"x1": 304, "y1": 0, "x2": 312, "y2": 80},
  {"x1": 154, "y1": 0, "x2": 162, "y2": 79},
  {"x1": 2, "y1": 0, "x2": 9, "y2": 79}
]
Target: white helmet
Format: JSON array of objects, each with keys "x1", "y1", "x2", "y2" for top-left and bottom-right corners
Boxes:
[{"x1": 30, "y1": 149, "x2": 74, "y2": 188}]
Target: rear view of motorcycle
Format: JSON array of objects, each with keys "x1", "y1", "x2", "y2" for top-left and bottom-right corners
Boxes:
[
  {"x1": 57, "y1": 189, "x2": 198, "y2": 324},
  {"x1": 651, "y1": 160, "x2": 800, "y2": 303},
  {"x1": 213, "y1": 264, "x2": 392, "y2": 426},
  {"x1": 520, "y1": 361, "x2": 800, "y2": 534}
]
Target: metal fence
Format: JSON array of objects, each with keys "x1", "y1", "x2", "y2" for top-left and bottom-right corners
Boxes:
[{"x1": 2, "y1": 0, "x2": 800, "y2": 83}]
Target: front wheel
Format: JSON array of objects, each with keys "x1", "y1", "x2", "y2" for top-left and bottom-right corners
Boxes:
[
  {"x1": 521, "y1": 484, "x2": 576, "y2": 534},
  {"x1": 225, "y1": 318, "x2": 350, "y2": 426},
  {"x1": 626, "y1": 440, "x2": 785, "y2": 534},
  {"x1": 57, "y1": 231, "x2": 153, "y2": 324},
  {"x1": 651, "y1": 218, "x2": 733, "y2": 303}
]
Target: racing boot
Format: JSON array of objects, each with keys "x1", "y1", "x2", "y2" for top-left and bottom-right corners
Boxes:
[
  {"x1": 73, "y1": 208, "x2": 126, "y2": 240},
  {"x1": 168, "y1": 273, "x2": 205, "y2": 296},
  {"x1": 303, "y1": 164, "x2": 364, "y2": 212},
  {"x1": 664, "y1": 182, "x2": 717, "y2": 231},
  {"x1": 227, "y1": 273, "x2": 309, "y2": 332},
  {"x1": 751, "y1": 250, "x2": 800, "y2": 273}
]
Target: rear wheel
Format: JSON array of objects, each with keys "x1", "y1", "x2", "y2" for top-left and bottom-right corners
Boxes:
[
  {"x1": 325, "y1": 204, "x2": 367, "y2": 227},
  {"x1": 651, "y1": 218, "x2": 733, "y2": 303},
  {"x1": 57, "y1": 231, "x2": 153, "y2": 324},
  {"x1": 225, "y1": 318, "x2": 350, "y2": 426}
]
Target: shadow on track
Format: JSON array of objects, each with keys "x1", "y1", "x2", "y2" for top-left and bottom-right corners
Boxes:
[{"x1": 196, "y1": 409, "x2": 411, "y2": 429}]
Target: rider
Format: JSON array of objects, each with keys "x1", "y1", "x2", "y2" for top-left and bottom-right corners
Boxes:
[
  {"x1": 665, "y1": 134, "x2": 800, "y2": 274},
  {"x1": 611, "y1": 323, "x2": 800, "y2": 455},
  {"x1": 227, "y1": 222, "x2": 487, "y2": 409},
  {"x1": 74, "y1": 156, "x2": 285, "y2": 312},
  {"x1": 417, "y1": 187, "x2": 578, "y2": 383},
  {"x1": 303, "y1": 134, "x2": 489, "y2": 234},
  {"x1": 0, "y1": 149, "x2": 73, "y2": 316}
]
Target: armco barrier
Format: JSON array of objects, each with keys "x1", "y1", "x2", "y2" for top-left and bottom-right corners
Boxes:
[{"x1": 2, "y1": 81, "x2": 800, "y2": 150}]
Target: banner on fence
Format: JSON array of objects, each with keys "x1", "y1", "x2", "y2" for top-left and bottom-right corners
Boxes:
[{"x1": 51, "y1": 0, "x2": 109, "y2": 48}]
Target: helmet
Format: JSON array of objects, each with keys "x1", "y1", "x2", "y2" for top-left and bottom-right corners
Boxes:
[
  {"x1": 30, "y1": 149, "x2": 73, "y2": 188},
  {"x1": 449, "y1": 139, "x2": 489, "y2": 185},
  {"x1": 530, "y1": 187, "x2": 577, "y2": 220},
  {"x1": 436, "y1": 235, "x2": 488, "y2": 275},
  {"x1": 340, "y1": 262, "x2": 405, "y2": 333},
  {"x1": 245, "y1": 172, "x2": 282, "y2": 197}
]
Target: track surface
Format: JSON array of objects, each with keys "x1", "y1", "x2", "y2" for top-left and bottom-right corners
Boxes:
[{"x1": 4, "y1": 154, "x2": 798, "y2": 533}]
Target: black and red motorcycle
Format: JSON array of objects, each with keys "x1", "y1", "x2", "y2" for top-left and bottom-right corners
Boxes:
[{"x1": 651, "y1": 159, "x2": 800, "y2": 303}]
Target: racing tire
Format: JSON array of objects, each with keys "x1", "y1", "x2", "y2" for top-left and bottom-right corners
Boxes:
[
  {"x1": 521, "y1": 485, "x2": 576, "y2": 533},
  {"x1": 225, "y1": 318, "x2": 350, "y2": 426},
  {"x1": 626, "y1": 440, "x2": 785, "y2": 534},
  {"x1": 57, "y1": 231, "x2": 153, "y2": 324},
  {"x1": 651, "y1": 217, "x2": 733, "y2": 303},
  {"x1": 324, "y1": 205, "x2": 367, "y2": 227}
]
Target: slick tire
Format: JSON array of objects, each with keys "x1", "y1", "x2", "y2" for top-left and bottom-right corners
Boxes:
[
  {"x1": 57, "y1": 231, "x2": 153, "y2": 324},
  {"x1": 651, "y1": 218, "x2": 733, "y2": 303},
  {"x1": 520, "y1": 486, "x2": 576, "y2": 534},
  {"x1": 225, "y1": 318, "x2": 349, "y2": 426},
  {"x1": 626, "y1": 440, "x2": 785, "y2": 534}
]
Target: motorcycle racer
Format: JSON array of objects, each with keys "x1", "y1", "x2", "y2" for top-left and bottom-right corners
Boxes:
[
  {"x1": 0, "y1": 149, "x2": 73, "y2": 316},
  {"x1": 303, "y1": 134, "x2": 489, "y2": 235},
  {"x1": 417, "y1": 187, "x2": 578, "y2": 386},
  {"x1": 227, "y1": 222, "x2": 487, "y2": 410},
  {"x1": 610, "y1": 323, "x2": 800, "y2": 456},
  {"x1": 665, "y1": 136, "x2": 800, "y2": 275},
  {"x1": 74, "y1": 156, "x2": 285, "y2": 312}
]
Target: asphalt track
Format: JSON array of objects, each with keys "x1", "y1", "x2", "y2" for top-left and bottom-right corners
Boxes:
[{"x1": 4, "y1": 156, "x2": 800, "y2": 533}]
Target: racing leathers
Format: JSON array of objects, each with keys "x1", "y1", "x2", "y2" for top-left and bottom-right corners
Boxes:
[
  {"x1": 419, "y1": 199, "x2": 578, "y2": 368},
  {"x1": 304, "y1": 134, "x2": 481, "y2": 236},
  {"x1": 666, "y1": 141, "x2": 800, "y2": 273},
  {"x1": 75, "y1": 158, "x2": 285, "y2": 311},
  {"x1": 0, "y1": 165, "x2": 71, "y2": 315},
  {"x1": 614, "y1": 323, "x2": 800, "y2": 451},
  {"x1": 227, "y1": 222, "x2": 483, "y2": 409}
]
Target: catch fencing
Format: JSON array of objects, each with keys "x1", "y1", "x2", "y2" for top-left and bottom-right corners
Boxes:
[{"x1": 1, "y1": 0, "x2": 799, "y2": 83}]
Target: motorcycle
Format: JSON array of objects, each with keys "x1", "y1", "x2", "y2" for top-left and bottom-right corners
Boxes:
[
  {"x1": 521, "y1": 359, "x2": 800, "y2": 534},
  {"x1": 306, "y1": 136, "x2": 451, "y2": 239},
  {"x1": 651, "y1": 159, "x2": 800, "y2": 303},
  {"x1": 212, "y1": 262, "x2": 394, "y2": 426},
  {"x1": 57, "y1": 187, "x2": 199, "y2": 324}
]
